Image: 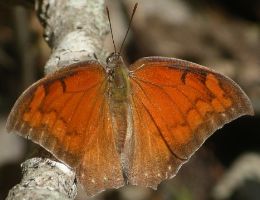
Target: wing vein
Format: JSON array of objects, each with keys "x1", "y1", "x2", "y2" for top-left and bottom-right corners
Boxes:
[
  {"x1": 82, "y1": 80, "x2": 107, "y2": 154},
  {"x1": 60, "y1": 82, "x2": 104, "y2": 155},
  {"x1": 133, "y1": 76, "x2": 214, "y2": 118},
  {"x1": 136, "y1": 79, "x2": 194, "y2": 133},
  {"x1": 135, "y1": 79, "x2": 202, "y2": 146},
  {"x1": 132, "y1": 79, "x2": 187, "y2": 161},
  {"x1": 132, "y1": 95, "x2": 162, "y2": 176},
  {"x1": 38, "y1": 93, "x2": 74, "y2": 145}
]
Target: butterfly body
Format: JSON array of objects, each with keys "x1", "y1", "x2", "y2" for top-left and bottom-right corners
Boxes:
[
  {"x1": 106, "y1": 53, "x2": 132, "y2": 155},
  {"x1": 6, "y1": 56, "x2": 253, "y2": 196}
]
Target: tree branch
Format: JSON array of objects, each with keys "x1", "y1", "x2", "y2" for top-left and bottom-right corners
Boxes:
[
  {"x1": 36, "y1": 0, "x2": 109, "y2": 74},
  {"x1": 6, "y1": 158, "x2": 77, "y2": 200},
  {"x1": 6, "y1": 0, "x2": 109, "y2": 199}
]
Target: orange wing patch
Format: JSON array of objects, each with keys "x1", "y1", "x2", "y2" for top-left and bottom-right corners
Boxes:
[
  {"x1": 128, "y1": 57, "x2": 253, "y2": 186},
  {"x1": 206, "y1": 73, "x2": 232, "y2": 109}
]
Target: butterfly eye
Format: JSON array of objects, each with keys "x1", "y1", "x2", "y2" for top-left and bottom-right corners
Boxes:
[{"x1": 106, "y1": 53, "x2": 114, "y2": 64}]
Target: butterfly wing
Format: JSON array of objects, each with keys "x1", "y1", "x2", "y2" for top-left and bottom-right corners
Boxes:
[
  {"x1": 128, "y1": 57, "x2": 253, "y2": 188},
  {"x1": 6, "y1": 61, "x2": 124, "y2": 196}
]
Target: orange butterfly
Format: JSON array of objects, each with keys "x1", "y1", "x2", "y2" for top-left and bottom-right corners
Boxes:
[{"x1": 6, "y1": 3, "x2": 253, "y2": 197}]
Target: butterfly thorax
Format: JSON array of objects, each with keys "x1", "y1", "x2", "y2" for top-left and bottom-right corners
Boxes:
[
  {"x1": 106, "y1": 53, "x2": 132, "y2": 156},
  {"x1": 106, "y1": 53, "x2": 130, "y2": 101}
]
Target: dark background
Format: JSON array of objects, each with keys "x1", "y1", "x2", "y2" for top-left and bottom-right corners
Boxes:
[{"x1": 0, "y1": 0, "x2": 259, "y2": 199}]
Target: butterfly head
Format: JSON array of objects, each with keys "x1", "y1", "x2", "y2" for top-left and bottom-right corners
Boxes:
[
  {"x1": 105, "y1": 3, "x2": 138, "y2": 70},
  {"x1": 106, "y1": 52, "x2": 124, "y2": 68}
]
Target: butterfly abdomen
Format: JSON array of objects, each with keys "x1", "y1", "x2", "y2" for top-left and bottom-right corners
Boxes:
[{"x1": 107, "y1": 60, "x2": 132, "y2": 155}]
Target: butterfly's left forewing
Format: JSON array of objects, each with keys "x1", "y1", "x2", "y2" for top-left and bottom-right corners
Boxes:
[
  {"x1": 7, "y1": 62, "x2": 124, "y2": 196},
  {"x1": 127, "y1": 57, "x2": 253, "y2": 188}
]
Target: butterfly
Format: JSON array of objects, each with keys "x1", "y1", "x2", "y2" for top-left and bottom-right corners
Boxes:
[{"x1": 6, "y1": 3, "x2": 253, "y2": 197}]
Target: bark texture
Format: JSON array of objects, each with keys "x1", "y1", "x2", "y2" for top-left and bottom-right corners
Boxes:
[
  {"x1": 6, "y1": 158, "x2": 77, "y2": 200},
  {"x1": 36, "y1": 0, "x2": 109, "y2": 74}
]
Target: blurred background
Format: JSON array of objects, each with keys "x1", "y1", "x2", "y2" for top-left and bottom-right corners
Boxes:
[{"x1": 0, "y1": 0, "x2": 259, "y2": 199}]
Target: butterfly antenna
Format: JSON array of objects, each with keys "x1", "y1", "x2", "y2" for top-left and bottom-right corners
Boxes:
[
  {"x1": 106, "y1": 6, "x2": 117, "y2": 53},
  {"x1": 119, "y1": 3, "x2": 138, "y2": 55}
]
